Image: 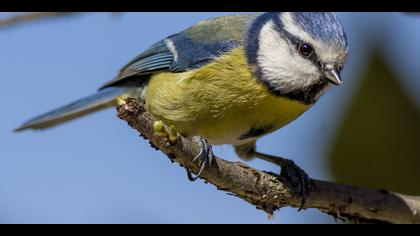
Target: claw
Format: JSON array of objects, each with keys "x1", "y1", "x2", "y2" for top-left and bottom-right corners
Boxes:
[
  {"x1": 253, "y1": 152, "x2": 313, "y2": 211},
  {"x1": 279, "y1": 159, "x2": 313, "y2": 211},
  {"x1": 187, "y1": 136, "x2": 213, "y2": 181},
  {"x1": 191, "y1": 146, "x2": 204, "y2": 163}
]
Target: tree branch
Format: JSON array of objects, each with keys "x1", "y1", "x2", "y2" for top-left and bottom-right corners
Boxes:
[
  {"x1": 117, "y1": 97, "x2": 420, "y2": 224},
  {"x1": 0, "y1": 13, "x2": 80, "y2": 28}
]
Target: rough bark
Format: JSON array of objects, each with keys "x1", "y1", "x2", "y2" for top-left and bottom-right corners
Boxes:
[{"x1": 117, "y1": 97, "x2": 420, "y2": 224}]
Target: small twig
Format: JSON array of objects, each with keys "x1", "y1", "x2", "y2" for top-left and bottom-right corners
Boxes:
[
  {"x1": 0, "y1": 12, "x2": 80, "y2": 28},
  {"x1": 117, "y1": 97, "x2": 420, "y2": 224}
]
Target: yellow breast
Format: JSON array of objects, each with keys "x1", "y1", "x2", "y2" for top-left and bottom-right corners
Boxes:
[{"x1": 145, "y1": 47, "x2": 310, "y2": 145}]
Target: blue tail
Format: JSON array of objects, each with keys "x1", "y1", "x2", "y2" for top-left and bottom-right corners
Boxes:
[{"x1": 14, "y1": 86, "x2": 136, "y2": 132}]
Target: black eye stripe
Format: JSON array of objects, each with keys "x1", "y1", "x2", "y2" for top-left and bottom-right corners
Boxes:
[
  {"x1": 269, "y1": 17, "x2": 325, "y2": 72},
  {"x1": 292, "y1": 39, "x2": 322, "y2": 70},
  {"x1": 274, "y1": 26, "x2": 321, "y2": 67}
]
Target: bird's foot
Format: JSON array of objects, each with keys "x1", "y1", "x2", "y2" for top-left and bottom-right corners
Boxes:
[
  {"x1": 254, "y1": 152, "x2": 313, "y2": 211},
  {"x1": 187, "y1": 136, "x2": 214, "y2": 181},
  {"x1": 279, "y1": 159, "x2": 313, "y2": 210}
]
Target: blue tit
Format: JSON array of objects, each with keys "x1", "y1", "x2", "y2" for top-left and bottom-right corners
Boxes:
[{"x1": 15, "y1": 12, "x2": 348, "y2": 202}]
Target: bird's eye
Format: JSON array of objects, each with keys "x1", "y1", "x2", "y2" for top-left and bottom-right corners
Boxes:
[{"x1": 298, "y1": 43, "x2": 314, "y2": 58}]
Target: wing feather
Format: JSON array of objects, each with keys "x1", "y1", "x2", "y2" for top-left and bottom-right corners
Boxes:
[{"x1": 99, "y1": 14, "x2": 257, "y2": 90}]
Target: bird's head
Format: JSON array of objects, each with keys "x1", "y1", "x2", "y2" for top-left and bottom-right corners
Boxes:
[{"x1": 246, "y1": 12, "x2": 348, "y2": 104}]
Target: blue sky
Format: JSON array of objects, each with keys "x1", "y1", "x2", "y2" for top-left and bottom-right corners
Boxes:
[{"x1": 0, "y1": 12, "x2": 419, "y2": 223}]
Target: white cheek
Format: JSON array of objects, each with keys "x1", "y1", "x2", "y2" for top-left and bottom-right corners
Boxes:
[{"x1": 257, "y1": 21, "x2": 320, "y2": 92}]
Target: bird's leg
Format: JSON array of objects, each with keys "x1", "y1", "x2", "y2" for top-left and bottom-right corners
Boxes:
[
  {"x1": 234, "y1": 142, "x2": 313, "y2": 210},
  {"x1": 187, "y1": 136, "x2": 214, "y2": 181},
  {"x1": 234, "y1": 140, "x2": 257, "y2": 161}
]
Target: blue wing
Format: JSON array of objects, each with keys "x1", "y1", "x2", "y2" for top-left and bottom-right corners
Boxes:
[
  {"x1": 98, "y1": 40, "x2": 174, "y2": 89},
  {"x1": 15, "y1": 14, "x2": 256, "y2": 131},
  {"x1": 99, "y1": 14, "x2": 257, "y2": 89},
  {"x1": 99, "y1": 35, "x2": 240, "y2": 89}
]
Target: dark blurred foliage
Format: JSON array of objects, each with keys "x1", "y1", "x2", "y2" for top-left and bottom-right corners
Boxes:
[{"x1": 328, "y1": 51, "x2": 420, "y2": 195}]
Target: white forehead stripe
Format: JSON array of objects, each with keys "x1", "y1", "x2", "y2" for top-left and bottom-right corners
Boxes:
[
  {"x1": 279, "y1": 12, "x2": 345, "y2": 65},
  {"x1": 280, "y1": 12, "x2": 315, "y2": 47},
  {"x1": 164, "y1": 39, "x2": 178, "y2": 62}
]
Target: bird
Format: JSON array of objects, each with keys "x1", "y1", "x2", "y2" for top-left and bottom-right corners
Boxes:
[{"x1": 15, "y1": 12, "x2": 348, "y2": 206}]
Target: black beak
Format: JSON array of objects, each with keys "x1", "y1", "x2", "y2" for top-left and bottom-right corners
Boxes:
[{"x1": 324, "y1": 68, "x2": 342, "y2": 86}]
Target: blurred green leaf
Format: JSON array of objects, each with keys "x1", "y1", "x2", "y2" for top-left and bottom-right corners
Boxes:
[{"x1": 328, "y1": 52, "x2": 420, "y2": 195}]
